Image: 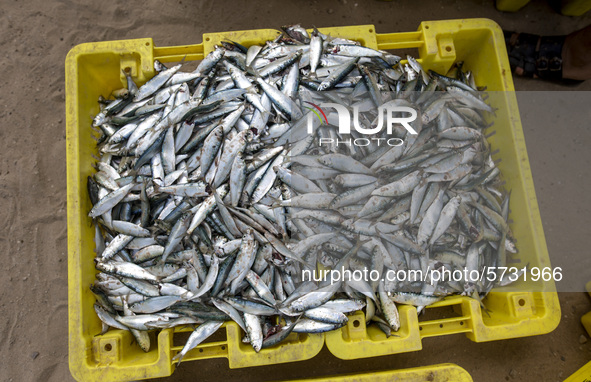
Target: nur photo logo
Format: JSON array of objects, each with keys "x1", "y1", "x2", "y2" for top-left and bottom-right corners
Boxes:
[{"x1": 305, "y1": 100, "x2": 418, "y2": 147}]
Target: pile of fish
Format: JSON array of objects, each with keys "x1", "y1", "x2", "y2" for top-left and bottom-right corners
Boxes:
[{"x1": 88, "y1": 24, "x2": 517, "y2": 363}]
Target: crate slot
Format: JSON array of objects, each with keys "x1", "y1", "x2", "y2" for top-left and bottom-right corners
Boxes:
[
  {"x1": 376, "y1": 31, "x2": 424, "y2": 50},
  {"x1": 417, "y1": 301, "x2": 473, "y2": 337},
  {"x1": 153, "y1": 44, "x2": 205, "y2": 63}
]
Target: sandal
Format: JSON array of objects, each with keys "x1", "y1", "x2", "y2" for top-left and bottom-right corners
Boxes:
[{"x1": 503, "y1": 30, "x2": 578, "y2": 83}]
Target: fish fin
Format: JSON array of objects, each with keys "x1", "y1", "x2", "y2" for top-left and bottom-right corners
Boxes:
[
  {"x1": 172, "y1": 351, "x2": 184, "y2": 365},
  {"x1": 152, "y1": 182, "x2": 160, "y2": 193},
  {"x1": 249, "y1": 66, "x2": 263, "y2": 79},
  {"x1": 266, "y1": 195, "x2": 282, "y2": 208}
]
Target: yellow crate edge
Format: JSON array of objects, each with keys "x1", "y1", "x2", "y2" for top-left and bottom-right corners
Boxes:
[
  {"x1": 565, "y1": 360, "x2": 591, "y2": 382},
  {"x1": 279, "y1": 363, "x2": 473, "y2": 382},
  {"x1": 495, "y1": 0, "x2": 532, "y2": 12},
  {"x1": 561, "y1": 0, "x2": 591, "y2": 16}
]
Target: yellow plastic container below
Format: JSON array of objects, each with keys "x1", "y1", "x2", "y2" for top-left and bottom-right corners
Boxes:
[
  {"x1": 495, "y1": 0, "x2": 532, "y2": 12},
  {"x1": 565, "y1": 361, "x2": 591, "y2": 382},
  {"x1": 281, "y1": 363, "x2": 473, "y2": 382},
  {"x1": 582, "y1": 312, "x2": 591, "y2": 337},
  {"x1": 571, "y1": 283, "x2": 591, "y2": 382},
  {"x1": 66, "y1": 19, "x2": 560, "y2": 381},
  {"x1": 580, "y1": 282, "x2": 591, "y2": 337},
  {"x1": 561, "y1": 0, "x2": 591, "y2": 15},
  {"x1": 496, "y1": 0, "x2": 590, "y2": 15}
]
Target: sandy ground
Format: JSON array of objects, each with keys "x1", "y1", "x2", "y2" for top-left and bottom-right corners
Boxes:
[{"x1": 1, "y1": 0, "x2": 590, "y2": 381}]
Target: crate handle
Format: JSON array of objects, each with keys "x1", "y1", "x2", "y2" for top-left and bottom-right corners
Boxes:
[
  {"x1": 377, "y1": 22, "x2": 457, "y2": 74},
  {"x1": 419, "y1": 316, "x2": 472, "y2": 338},
  {"x1": 415, "y1": 297, "x2": 473, "y2": 338},
  {"x1": 153, "y1": 43, "x2": 206, "y2": 63},
  {"x1": 376, "y1": 31, "x2": 425, "y2": 50}
]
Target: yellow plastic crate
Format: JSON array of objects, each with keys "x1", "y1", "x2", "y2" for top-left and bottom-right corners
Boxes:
[
  {"x1": 565, "y1": 361, "x2": 591, "y2": 382},
  {"x1": 281, "y1": 363, "x2": 472, "y2": 382},
  {"x1": 496, "y1": 0, "x2": 591, "y2": 15},
  {"x1": 495, "y1": 0, "x2": 531, "y2": 12},
  {"x1": 66, "y1": 19, "x2": 560, "y2": 381},
  {"x1": 560, "y1": 0, "x2": 591, "y2": 16},
  {"x1": 571, "y1": 283, "x2": 591, "y2": 382}
]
